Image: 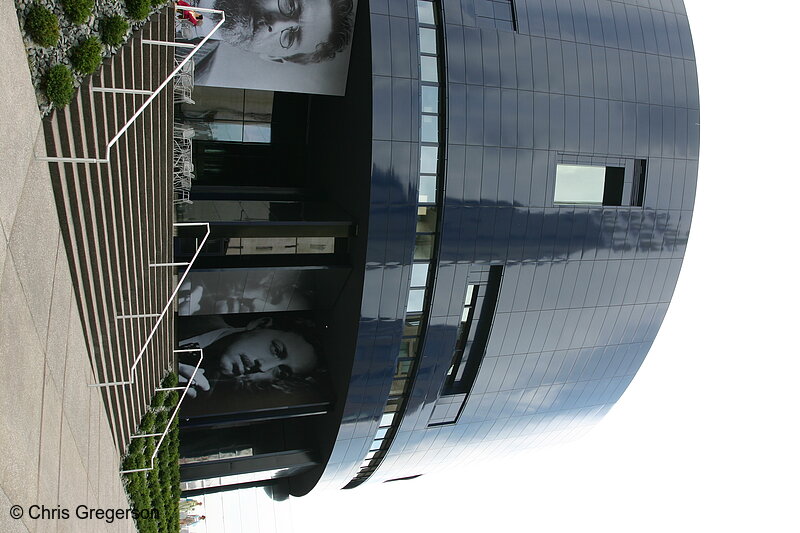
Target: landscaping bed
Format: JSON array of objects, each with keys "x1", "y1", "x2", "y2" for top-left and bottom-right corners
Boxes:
[
  {"x1": 121, "y1": 372, "x2": 182, "y2": 533},
  {"x1": 13, "y1": 0, "x2": 170, "y2": 116}
]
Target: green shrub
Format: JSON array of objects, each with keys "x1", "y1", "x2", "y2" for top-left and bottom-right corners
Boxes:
[
  {"x1": 155, "y1": 410, "x2": 170, "y2": 433},
  {"x1": 70, "y1": 37, "x2": 103, "y2": 75},
  {"x1": 122, "y1": 455, "x2": 138, "y2": 471},
  {"x1": 140, "y1": 411, "x2": 156, "y2": 433},
  {"x1": 99, "y1": 15, "x2": 128, "y2": 46},
  {"x1": 151, "y1": 0, "x2": 168, "y2": 7},
  {"x1": 24, "y1": 4, "x2": 60, "y2": 47},
  {"x1": 166, "y1": 390, "x2": 179, "y2": 408},
  {"x1": 43, "y1": 65, "x2": 74, "y2": 109},
  {"x1": 162, "y1": 372, "x2": 178, "y2": 389},
  {"x1": 125, "y1": 0, "x2": 150, "y2": 20},
  {"x1": 128, "y1": 437, "x2": 144, "y2": 456},
  {"x1": 61, "y1": 0, "x2": 93, "y2": 23},
  {"x1": 151, "y1": 390, "x2": 166, "y2": 409}
]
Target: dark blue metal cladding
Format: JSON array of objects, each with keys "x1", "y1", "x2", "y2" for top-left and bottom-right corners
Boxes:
[{"x1": 318, "y1": 0, "x2": 698, "y2": 490}]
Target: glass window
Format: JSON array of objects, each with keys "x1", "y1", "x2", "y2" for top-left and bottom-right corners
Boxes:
[
  {"x1": 407, "y1": 288, "x2": 426, "y2": 313},
  {"x1": 421, "y1": 115, "x2": 438, "y2": 143},
  {"x1": 420, "y1": 56, "x2": 439, "y2": 82},
  {"x1": 375, "y1": 426, "x2": 390, "y2": 439},
  {"x1": 389, "y1": 379, "x2": 407, "y2": 397},
  {"x1": 404, "y1": 317, "x2": 421, "y2": 337},
  {"x1": 418, "y1": 175, "x2": 437, "y2": 203},
  {"x1": 296, "y1": 237, "x2": 336, "y2": 254},
  {"x1": 416, "y1": 206, "x2": 438, "y2": 233},
  {"x1": 208, "y1": 121, "x2": 244, "y2": 142},
  {"x1": 421, "y1": 85, "x2": 438, "y2": 114},
  {"x1": 554, "y1": 164, "x2": 606, "y2": 204},
  {"x1": 243, "y1": 123, "x2": 272, "y2": 143},
  {"x1": 414, "y1": 234, "x2": 435, "y2": 260},
  {"x1": 419, "y1": 27, "x2": 437, "y2": 54},
  {"x1": 410, "y1": 263, "x2": 429, "y2": 287},
  {"x1": 420, "y1": 145, "x2": 438, "y2": 174},
  {"x1": 380, "y1": 413, "x2": 396, "y2": 427},
  {"x1": 464, "y1": 284, "x2": 476, "y2": 304},
  {"x1": 417, "y1": 0, "x2": 435, "y2": 24},
  {"x1": 243, "y1": 89, "x2": 274, "y2": 120},
  {"x1": 385, "y1": 397, "x2": 403, "y2": 412},
  {"x1": 399, "y1": 337, "x2": 418, "y2": 358},
  {"x1": 395, "y1": 359, "x2": 413, "y2": 379}
]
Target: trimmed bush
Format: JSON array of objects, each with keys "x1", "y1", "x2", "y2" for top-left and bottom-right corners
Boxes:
[
  {"x1": 43, "y1": 65, "x2": 74, "y2": 109},
  {"x1": 140, "y1": 411, "x2": 156, "y2": 433},
  {"x1": 151, "y1": 389, "x2": 167, "y2": 409},
  {"x1": 122, "y1": 376, "x2": 181, "y2": 533},
  {"x1": 70, "y1": 37, "x2": 103, "y2": 75},
  {"x1": 162, "y1": 372, "x2": 179, "y2": 389},
  {"x1": 165, "y1": 390, "x2": 179, "y2": 408},
  {"x1": 99, "y1": 15, "x2": 128, "y2": 46},
  {"x1": 24, "y1": 4, "x2": 60, "y2": 47},
  {"x1": 155, "y1": 410, "x2": 170, "y2": 433},
  {"x1": 61, "y1": 0, "x2": 94, "y2": 24},
  {"x1": 125, "y1": 0, "x2": 150, "y2": 20}
]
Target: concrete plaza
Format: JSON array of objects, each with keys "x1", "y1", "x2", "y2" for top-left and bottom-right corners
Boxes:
[{"x1": 1, "y1": 0, "x2": 139, "y2": 530}]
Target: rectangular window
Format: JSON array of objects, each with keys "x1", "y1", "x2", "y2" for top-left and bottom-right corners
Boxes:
[
  {"x1": 442, "y1": 266, "x2": 503, "y2": 396},
  {"x1": 555, "y1": 164, "x2": 623, "y2": 205},
  {"x1": 474, "y1": 0, "x2": 517, "y2": 32},
  {"x1": 554, "y1": 160, "x2": 646, "y2": 207},
  {"x1": 417, "y1": 0, "x2": 435, "y2": 25},
  {"x1": 631, "y1": 159, "x2": 647, "y2": 207}
]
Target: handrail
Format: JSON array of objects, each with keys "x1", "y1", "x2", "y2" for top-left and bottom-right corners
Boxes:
[
  {"x1": 37, "y1": 5, "x2": 226, "y2": 164},
  {"x1": 90, "y1": 222, "x2": 211, "y2": 387},
  {"x1": 120, "y1": 349, "x2": 203, "y2": 474}
]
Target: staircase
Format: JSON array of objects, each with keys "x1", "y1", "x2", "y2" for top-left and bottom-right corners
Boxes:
[{"x1": 41, "y1": 9, "x2": 176, "y2": 454}]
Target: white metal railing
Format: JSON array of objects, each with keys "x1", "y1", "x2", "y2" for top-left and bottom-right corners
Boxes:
[
  {"x1": 120, "y1": 348, "x2": 203, "y2": 474},
  {"x1": 91, "y1": 221, "x2": 210, "y2": 387},
  {"x1": 37, "y1": 5, "x2": 226, "y2": 164}
]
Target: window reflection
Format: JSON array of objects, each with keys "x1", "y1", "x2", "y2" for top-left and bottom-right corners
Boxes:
[
  {"x1": 410, "y1": 263, "x2": 429, "y2": 287},
  {"x1": 404, "y1": 317, "x2": 421, "y2": 337},
  {"x1": 354, "y1": 0, "x2": 447, "y2": 487},
  {"x1": 399, "y1": 338, "x2": 418, "y2": 358},
  {"x1": 420, "y1": 56, "x2": 439, "y2": 82},
  {"x1": 417, "y1": 0, "x2": 435, "y2": 24},
  {"x1": 414, "y1": 234, "x2": 435, "y2": 259},
  {"x1": 416, "y1": 206, "x2": 437, "y2": 233},
  {"x1": 395, "y1": 360, "x2": 413, "y2": 378},
  {"x1": 421, "y1": 85, "x2": 438, "y2": 113},
  {"x1": 420, "y1": 146, "x2": 438, "y2": 174},
  {"x1": 421, "y1": 115, "x2": 438, "y2": 143},
  {"x1": 419, "y1": 27, "x2": 437, "y2": 54}
]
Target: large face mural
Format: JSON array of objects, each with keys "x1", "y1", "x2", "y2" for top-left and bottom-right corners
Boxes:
[
  {"x1": 177, "y1": 313, "x2": 331, "y2": 420},
  {"x1": 185, "y1": 0, "x2": 358, "y2": 96}
]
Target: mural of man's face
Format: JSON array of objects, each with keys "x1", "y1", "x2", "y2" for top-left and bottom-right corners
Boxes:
[{"x1": 220, "y1": 0, "x2": 333, "y2": 61}]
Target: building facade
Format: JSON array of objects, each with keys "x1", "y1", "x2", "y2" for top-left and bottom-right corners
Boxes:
[{"x1": 174, "y1": 0, "x2": 699, "y2": 499}]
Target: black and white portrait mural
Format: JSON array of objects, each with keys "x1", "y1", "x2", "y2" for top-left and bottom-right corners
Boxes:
[
  {"x1": 184, "y1": 0, "x2": 358, "y2": 96},
  {"x1": 177, "y1": 313, "x2": 331, "y2": 419},
  {"x1": 176, "y1": 268, "x2": 348, "y2": 316}
]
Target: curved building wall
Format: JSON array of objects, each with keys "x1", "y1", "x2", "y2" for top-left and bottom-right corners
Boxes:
[{"x1": 317, "y1": 0, "x2": 699, "y2": 490}]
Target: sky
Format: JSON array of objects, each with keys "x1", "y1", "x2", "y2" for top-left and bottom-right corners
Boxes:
[{"x1": 191, "y1": 1, "x2": 800, "y2": 531}]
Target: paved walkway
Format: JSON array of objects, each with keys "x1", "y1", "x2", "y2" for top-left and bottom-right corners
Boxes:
[{"x1": 0, "y1": 0, "x2": 136, "y2": 530}]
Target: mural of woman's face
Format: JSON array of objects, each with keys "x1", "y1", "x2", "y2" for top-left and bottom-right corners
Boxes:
[{"x1": 215, "y1": 328, "x2": 317, "y2": 385}]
